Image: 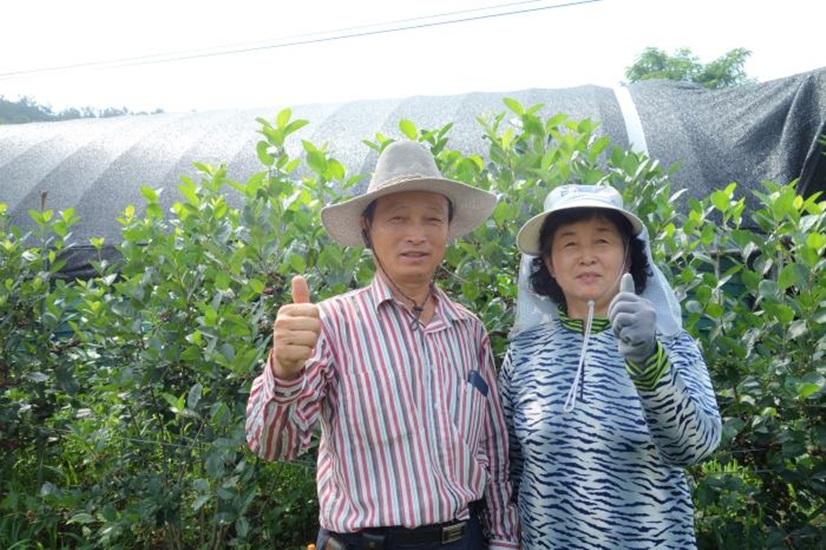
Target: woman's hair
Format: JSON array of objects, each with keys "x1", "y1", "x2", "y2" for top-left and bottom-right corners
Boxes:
[{"x1": 529, "y1": 208, "x2": 650, "y2": 306}]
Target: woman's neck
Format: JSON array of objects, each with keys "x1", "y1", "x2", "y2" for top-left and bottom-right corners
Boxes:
[{"x1": 566, "y1": 299, "x2": 608, "y2": 320}]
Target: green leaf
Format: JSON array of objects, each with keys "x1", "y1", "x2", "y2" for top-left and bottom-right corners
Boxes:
[
  {"x1": 758, "y1": 279, "x2": 780, "y2": 300},
  {"x1": 101, "y1": 504, "x2": 119, "y2": 522},
  {"x1": 805, "y1": 231, "x2": 826, "y2": 251},
  {"x1": 236, "y1": 516, "x2": 250, "y2": 538},
  {"x1": 787, "y1": 319, "x2": 808, "y2": 339},
  {"x1": 178, "y1": 179, "x2": 200, "y2": 205},
  {"x1": 289, "y1": 253, "x2": 306, "y2": 273},
  {"x1": 68, "y1": 512, "x2": 96, "y2": 525},
  {"x1": 162, "y1": 392, "x2": 184, "y2": 412},
  {"x1": 285, "y1": 119, "x2": 310, "y2": 136},
  {"x1": 187, "y1": 383, "x2": 203, "y2": 409},
  {"x1": 503, "y1": 97, "x2": 524, "y2": 115},
  {"x1": 799, "y1": 382, "x2": 820, "y2": 399},
  {"x1": 778, "y1": 264, "x2": 806, "y2": 290},
  {"x1": 306, "y1": 150, "x2": 327, "y2": 175},
  {"x1": 140, "y1": 186, "x2": 159, "y2": 203},
  {"x1": 276, "y1": 108, "x2": 292, "y2": 129},
  {"x1": 256, "y1": 141, "x2": 274, "y2": 167},
  {"x1": 192, "y1": 495, "x2": 211, "y2": 512},
  {"x1": 399, "y1": 119, "x2": 417, "y2": 140}
]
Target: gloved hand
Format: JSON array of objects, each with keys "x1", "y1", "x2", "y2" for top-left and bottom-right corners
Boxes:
[{"x1": 608, "y1": 273, "x2": 657, "y2": 363}]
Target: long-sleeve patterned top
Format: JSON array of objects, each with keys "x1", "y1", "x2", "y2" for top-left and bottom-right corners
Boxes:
[
  {"x1": 499, "y1": 312, "x2": 721, "y2": 549},
  {"x1": 246, "y1": 276, "x2": 519, "y2": 549}
]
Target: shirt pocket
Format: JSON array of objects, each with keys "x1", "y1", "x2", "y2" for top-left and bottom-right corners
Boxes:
[
  {"x1": 350, "y1": 366, "x2": 410, "y2": 447},
  {"x1": 455, "y1": 372, "x2": 488, "y2": 450}
]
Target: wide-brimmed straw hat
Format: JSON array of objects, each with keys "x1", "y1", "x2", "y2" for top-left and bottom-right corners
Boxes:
[
  {"x1": 320, "y1": 140, "x2": 497, "y2": 247},
  {"x1": 516, "y1": 184, "x2": 644, "y2": 255}
]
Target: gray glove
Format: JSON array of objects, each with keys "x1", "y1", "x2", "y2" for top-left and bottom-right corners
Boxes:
[{"x1": 608, "y1": 273, "x2": 657, "y2": 363}]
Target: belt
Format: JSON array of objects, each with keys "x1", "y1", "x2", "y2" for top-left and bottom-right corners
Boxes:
[
  {"x1": 371, "y1": 519, "x2": 466, "y2": 545},
  {"x1": 327, "y1": 499, "x2": 485, "y2": 548}
]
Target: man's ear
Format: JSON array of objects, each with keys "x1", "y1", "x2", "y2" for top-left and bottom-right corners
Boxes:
[{"x1": 360, "y1": 218, "x2": 371, "y2": 248}]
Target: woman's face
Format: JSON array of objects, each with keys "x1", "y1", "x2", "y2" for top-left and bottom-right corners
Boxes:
[{"x1": 544, "y1": 215, "x2": 628, "y2": 319}]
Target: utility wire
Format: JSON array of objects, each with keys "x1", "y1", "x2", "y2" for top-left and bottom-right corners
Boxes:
[{"x1": 0, "y1": 0, "x2": 600, "y2": 79}]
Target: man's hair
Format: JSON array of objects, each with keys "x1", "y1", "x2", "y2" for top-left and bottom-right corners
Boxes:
[{"x1": 529, "y1": 208, "x2": 650, "y2": 305}]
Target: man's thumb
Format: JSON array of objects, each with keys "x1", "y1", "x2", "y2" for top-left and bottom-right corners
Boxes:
[
  {"x1": 620, "y1": 273, "x2": 636, "y2": 295},
  {"x1": 291, "y1": 275, "x2": 310, "y2": 303}
]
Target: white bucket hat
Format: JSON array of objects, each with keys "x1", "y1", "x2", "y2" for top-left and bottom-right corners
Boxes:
[
  {"x1": 516, "y1": 184, "x2": 644, "y2": 255},
  {"x1": 320, "y1": 140, "x2": 497, "y2": 247}
]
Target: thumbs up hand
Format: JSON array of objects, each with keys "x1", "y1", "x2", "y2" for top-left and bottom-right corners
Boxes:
[
  {"x1": 608, "y1": 273, "x2": 657, "y2": 364},
  {"x1": 271, "y1": 275, "x2": 321, "y2": 380}
]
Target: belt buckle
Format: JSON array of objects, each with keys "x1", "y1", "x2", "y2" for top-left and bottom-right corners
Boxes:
[{"x1": 441, "y1": 522, "x2": 465, "y2": 544}]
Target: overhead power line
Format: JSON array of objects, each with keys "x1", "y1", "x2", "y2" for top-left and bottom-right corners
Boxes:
[{"x1": 0, "y1": 0, "x2": 600, "y2": 79}]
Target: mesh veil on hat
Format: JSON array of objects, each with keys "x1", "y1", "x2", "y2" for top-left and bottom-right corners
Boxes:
[
  {"x1": 512, "y1": 184, "x2": 683, "y2": 339},
  {"x1": 320, "y1": 140, "x2": 497, "y2": 247}
]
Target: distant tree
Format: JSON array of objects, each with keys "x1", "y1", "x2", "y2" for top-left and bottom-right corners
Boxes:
[
  {"x1": 0, "y1": 96, "x2": 54, "y2": 124},
  {"x1": 624, "y1": 47, "x2": 753, "y2": 89},
  {"x1": 0, "y1": 95, "x2": 162, "y2": 125}
]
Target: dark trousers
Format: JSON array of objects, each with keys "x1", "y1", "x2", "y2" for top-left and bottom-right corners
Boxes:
[{"x1": 316, "y1": 508, "x2": 486, "y2": 550}]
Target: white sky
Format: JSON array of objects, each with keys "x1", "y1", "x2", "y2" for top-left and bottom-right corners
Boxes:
[{"x1": 1, "y1": 0, "x2": 824, "y2": 114}]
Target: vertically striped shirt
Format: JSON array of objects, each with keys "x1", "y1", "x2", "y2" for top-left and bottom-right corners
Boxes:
[{"x1": 246, "y1": 276, "x2": 519, "y2": 549}]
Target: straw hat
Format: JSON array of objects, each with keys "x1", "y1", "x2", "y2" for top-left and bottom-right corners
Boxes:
[
  {"x1": 320, "y1": 140, "x2": 497, "y2": 247},
  {"x1": 516, "y1": 184, "x2": 644, "y2": 255}
]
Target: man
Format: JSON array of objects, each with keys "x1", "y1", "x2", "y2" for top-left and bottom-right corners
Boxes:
[{"x1": 246, "y1": 140, "x2": 519, "y2": 549}]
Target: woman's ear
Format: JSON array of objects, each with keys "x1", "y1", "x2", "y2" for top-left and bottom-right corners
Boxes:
[{"x1": 543, "y1": 255, "x2": 555, "y2": 278}]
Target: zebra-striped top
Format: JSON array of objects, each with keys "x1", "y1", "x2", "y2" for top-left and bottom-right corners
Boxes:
[{"x1": 499, "y1": 313, "x2": 721, "y2": 549}]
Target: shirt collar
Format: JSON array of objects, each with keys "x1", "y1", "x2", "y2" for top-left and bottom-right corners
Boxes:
[
  {"x1": 557, "y1": 307, "x2": 611, "y2": 333},
  {"x1": 368, "y1": 275, "x2": 466, "y2": 325}
]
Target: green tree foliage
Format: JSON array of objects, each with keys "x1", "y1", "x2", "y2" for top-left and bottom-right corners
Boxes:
[
  {"x1": 1, "y1": 105, "x2": 823, "y2": 549},
  {"x1": 0, "y1": 95, "x2": 162, "y2": 125},
  {"x1": 625, "y1": 47, "x2": 754, "y2": 89}
]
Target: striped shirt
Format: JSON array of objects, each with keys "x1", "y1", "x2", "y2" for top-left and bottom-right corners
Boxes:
[{"x1": 245, "y1": 276, "x2": 519, "y2": 549}]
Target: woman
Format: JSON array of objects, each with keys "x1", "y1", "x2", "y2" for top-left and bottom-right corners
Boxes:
[{"x1": 500, "y1": 184, "x2": 721, "y2": 549}]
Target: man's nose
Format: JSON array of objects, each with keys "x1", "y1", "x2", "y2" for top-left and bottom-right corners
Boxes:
[
  {"x1": 405, "y1": 231, "x2": 426, "y2": 244},
  {"x1": 404, "y1": 223, "x2": 428, "y2": 242}
]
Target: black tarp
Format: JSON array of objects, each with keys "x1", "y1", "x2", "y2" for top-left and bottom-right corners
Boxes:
[{"x1": 1, "y1": 67, "x2": 824, "y2": 279}]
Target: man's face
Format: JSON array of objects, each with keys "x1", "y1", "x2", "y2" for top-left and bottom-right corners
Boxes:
[{"x1": 364, "y1": 191, "x2": 451, "y2": 287}]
